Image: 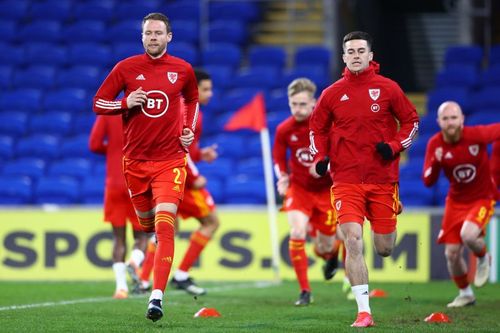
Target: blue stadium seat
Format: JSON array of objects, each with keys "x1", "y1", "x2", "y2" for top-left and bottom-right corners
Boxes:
[
  {"x1": 294, "y1": 46, "x2": 331, "y2": 71},
  {"x1": 169, "y1": 42, "x2": 199, "y2": 66},
  {"x1": 444, "y1": 45, "x2": 483, "y2": 68},
  {"x1": 236, "y1": 157, "x2": 264, "y2": 176},
  {"x1": 281, "y1": 65, "x2": 331, "y2": 92},
  {"x1": 468, "y1": 86, "x2": 500, "y2": 110},
  {"x1": 29, "y1": 112, "x2": 72, "y2": 136},
  {"x1": 197, "y1": 158, "x2": 234, "y2": 179},
  {"x1": 112, "y1": 42, "x2": 144, "y2": 63},
  {"x1": 73, "y1": 0, "x2": 115, "y2": 21},
  {"x1": 0, "y1": 136, "x2": 14, "y2": 160},
  {"x1": 0, "y1": 43, "x2": 25, "y2": 65},
  {"x1": 408, "y1": 134, "x2": 432, "y2": 159},
  {"x1": 467, "y1": 112, "x2": 500, "y2": 126},
  {"x1": 20, "y1": 20, "x2": 62, "y2": 43},
  {"x1": 490, "y1": 44, "x2": 500, "y2": 66},
  {"x1": 72, "y1": 114, "x2": 96, "y2": 135},
  {"x1": 209, "y1": 20, "x2": 247, "y2": 45},
  {"x1": 205, "y1": 178, "x2": 224, "y2": 204},
  {"x1": 25, "y1": 43, "x2": 68, "y2": 66},
  {"x1": 209, "y1": 1, "x2": 260, "y2": 23},
  {"x1": 0, "y1": 66, "x2": 13, "y2": 89},
  {"x1": 426, "y1": 87, "x2": 470, "y2": 115},
  {"x1": 418, "y1": 114, "x2": 439, "y2": 135},
  {"x1": 399, "y1": 179, "x2": 433, "y2": 206},
  {"x1": 249, "y1": 46, "x2": 286, "y2": 70},
  {"x1": 109, "y1": 20, "x2": 142, "y2": 43},
  {"x1": 65, "y1": 20, "x2": 107, "y2": 43},
  {"x1": 0, "y1": 112, "x2": 28, "y2": 136},
  {"x1": 13, "y1": 66, "x2": 56, "y2": 89},
  {"x1": 436, "y1": 65, "x2": 479, "y2": 88},
  {"x1": 173, "y1": 20, "x2": 199, "y2": 45},
  {"x1": 112, "y1": 1, "x2": 161, "y2": 21},
  {"x1": 48, "y1": 158, "x2": 92, "y2": 180},
  {"x1": 244, "y1": 134, "x2": 263, "y2": 157},
  {"x1": 399, "y1": 158, "x2": 424, "y2": 181},
  {"x1": 225, "y1": 175, "x2": 266, "y2": 204},
  {"x1": 0, "y1": 1, "x2": 29, "y2": 20},
  {"x1": 34, "y1": 176, "x2": 80, "y2": 204},
  {"x1": 266, "y1": 110, "x2": 289, "y2": 132},
  {"x1": 59, "y1": 135, "x2": 94, "y2": 159},
  {"x1": 166, "y1": 2, "x2": 200, "y2": 21},
  {"x1": 232, "y1": 66, "x2": 281, "y2": 90},
  {"x1": 202, "y1": 43, "x2": 242, "y2": 70},
  {"x1": 43, "y1": 88, "x2": 88, "y2": 113},
  {"x1": 0, "y1": 89, "x2": 43, "y2": 111},
  {"x1": 0, "y1": 176, "x2": 32, "y2": 205},
  {"x1": 2, "y1": 158, "x2": 46, "y2": 181},
  {"x1": 211, "y1": 133, "x2": 247, "y2": 159},
  {"x1": 220, "y1": 88, "x2": 261, "y2": 113},
  {"x1": 56, "y1": 66, "x2": 102, "y2": 90},
  {"x1": 28, "y1": 1, "x2": 72, "y2": 21},
  {"x1": 199, "y1": 88, "x2": 223, "y2": 117},
  {"x1": 266, "y1": 92, "x2": 289, "y2": 112},
  {"x1": 81, "y1": 175, "x2": 104, "y2": 204},
  {"x1": 68, "y1": 43, "x2": 112, "y2": 67},
  {"x1": 0, "y1": 20, "x2": 16, "y2": 42},
  {"x1": 202, "y1": 65, "x2": 234, "y2": 90},
  {"x1": 16, "y1": 135, "x2": 60, "y2": 159},
  {"x1": 434, "y1": 178, "x2": 449, "y2": 206},
  {"x1": 479, "y1": 64, "x2": 500, "y2": 86}
]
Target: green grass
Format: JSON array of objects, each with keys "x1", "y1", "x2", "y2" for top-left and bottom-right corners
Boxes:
[{"x1": 1, "y1": 280, "x2": 499, "y2": 332}]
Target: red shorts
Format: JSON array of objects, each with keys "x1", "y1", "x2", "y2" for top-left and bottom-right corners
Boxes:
[
  {"x1": 331, "y1": 183, "x2": 400, "y2": 234},
  {"x1": 282, "y1": 184, "x2": 337, "y2": 236},
  {"x1": 123, "y1": 157, "x2": 187, "y2": 213},
  {"x1": 438, "y1": 197, "x2": 496, "y2": 244},
  {"x1": 103, "y1": 187, "x2": 141, "y2": 231},
  {"x1": 178, "y1": 188, "x2": 216, "y2": 219}
]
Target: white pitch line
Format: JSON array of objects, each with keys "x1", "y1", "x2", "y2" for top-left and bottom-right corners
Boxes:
[{"x1": 0, "y1": 281, "x2": 278, "y2": 312}]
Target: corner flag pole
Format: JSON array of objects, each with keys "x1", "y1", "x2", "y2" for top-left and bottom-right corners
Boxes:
[{"x1": 260, "y1": 127, "x2": 281, "y2": 282}]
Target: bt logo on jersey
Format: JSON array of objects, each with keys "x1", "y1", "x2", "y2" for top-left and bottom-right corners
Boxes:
[
  {"x1": 452, "y1": 163, "x2": 476, "y2": 183},
  {"x1": 295, "y1": 147, "x2": 313, "y2": 167},
  {"x1": 141, "y1": 90, "x2": 170, "y2": 118}
]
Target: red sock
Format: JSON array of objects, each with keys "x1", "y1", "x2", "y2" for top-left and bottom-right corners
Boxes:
[
  {"x1": 140, "y1": 241, "x2": 156, "y2": 282},
  {"x1": 289, "y1": 238, "x2": 310, "y2": 292},
  {"x1": 452, "y1": 273, "x2": 469, "y2": 289},
  {"x1": 153, "y1": 211, "x2": 176, "y2": 291},
  {"x1": 474, "y1": 245, "x2": 487, "y2": 258},
  {"x1": 138, "y1": 216, "x2": 155, "y2": 233},
  {"x1": 178, "y1": 231, "x2": 210, "y2": 272}
]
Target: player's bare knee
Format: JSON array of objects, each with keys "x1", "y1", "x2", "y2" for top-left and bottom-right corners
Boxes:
[
  {"x1": 375, "y1": 246, "x2": 393, "y2": 257},
  {"x1": 445, "y1": 248, "x2": 460, "y2": 263}
]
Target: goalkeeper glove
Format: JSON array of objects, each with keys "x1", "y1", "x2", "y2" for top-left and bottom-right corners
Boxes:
[
  {"x1": 376, "y1": 142, "x2": 394, "y2": 160},
  {"x1": 315, "y1": 157, "x2": 330, "y2": 176}
]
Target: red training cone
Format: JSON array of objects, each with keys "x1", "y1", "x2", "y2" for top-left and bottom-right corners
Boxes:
[
  {"x1": 424, "y1": 312, "x2": 451, "y2": 323},
  {"x1": 369, "y1": 289, "x2": 388, "y2": 298},
  {"x1": 194, "y1": 307, "x2": 221, "y2": 318}
]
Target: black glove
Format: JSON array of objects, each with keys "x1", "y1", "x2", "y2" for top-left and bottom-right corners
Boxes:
[
  {"x1": 376, "y1": 142, "x2": 393, "y2": 160},
  {"x1": 315, "y1": 157, "x2": 330, "y2": 176}
]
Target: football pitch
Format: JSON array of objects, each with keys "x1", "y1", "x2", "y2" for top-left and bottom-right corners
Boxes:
[{"x1": 1, "y1": 280, "x2": 499, "y2": 332}]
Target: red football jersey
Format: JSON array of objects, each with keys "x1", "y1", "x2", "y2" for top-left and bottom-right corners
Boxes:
[
  {"x1": 93, "y1": 53, "x2": 199, "y2": 161},
  {"x1": 88, "y1": 115, "x2": 127, "y2": 191},
  {"x1": 422, "y1": 124, "x2": 500, "y2": 202},
  {"x1": 273, "y1": 116, "x2": 332, "y2": 191},
  {"x1": 310, "y1": 61, "x2": 419, "y2": 184},
  {"x1": 491, "y1": 140, "x2": 500, "y2": 189}
]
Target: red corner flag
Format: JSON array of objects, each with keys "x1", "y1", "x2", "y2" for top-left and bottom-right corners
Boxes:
[{"x1": 224, "y1": 92, "x2": 267, "y2": 132}]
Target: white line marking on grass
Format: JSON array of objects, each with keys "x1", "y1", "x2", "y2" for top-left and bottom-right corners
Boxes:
[{"x1": 0, "y1": 281, "x2": 279, "y2": 312}]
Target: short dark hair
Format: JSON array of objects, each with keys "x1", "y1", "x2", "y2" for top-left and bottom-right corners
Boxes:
[
  {"x1": 142, "y1": 13, "x2": 171, "y2": 33},
  {"x1": 194, "y1": 69, "x2": 211, "y2": 84},
  {"x1": 342, "y1": 31, "x2": 373, "y2": 51}
]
